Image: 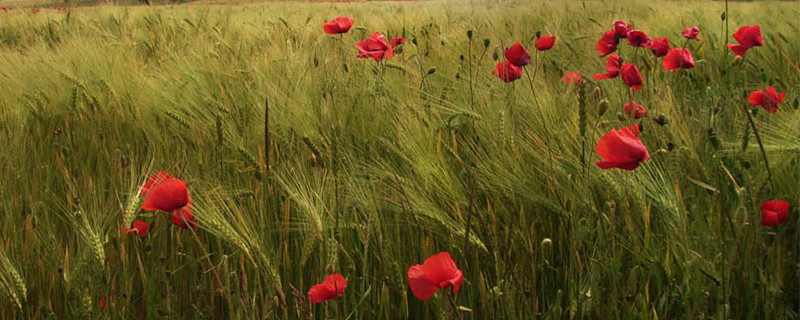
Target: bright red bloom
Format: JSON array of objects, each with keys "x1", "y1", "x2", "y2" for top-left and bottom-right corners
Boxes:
[
  {"x1": 562, "y1": 71, "x2": 582, "y2": 85},
  {"x1": 624, "y1": 100, "x2": 648, "y2": 119},
  {"x1": 408, "y1": 252, "x2": 464, "y2": 300},
  {"x1": 1, "y1": 7, "x2": 10, "y2": 12},
  {"x1": 140, "y1": 171, "x2": 173, "y2": 195},
  {"x1": 356, "y1": 32, "x2": 393, "y2": 62},
  {"x1": 626, "y1": 30, "x2": 651, "y2": 47},
  {"x1": 663, "y1": 48, "x2": 695, "y2": 71},
  {"x1": 596, "y1": 30, "x2": 619, "y2": 57},
  {"x1": 648, "y1": 37, "x2": 670, "y2": 57},
  {"x1": 682, "y1": 26, "x2": 700, "y2": 40},
  {"x1": 390, "y1": 37, "x2": 405, "y2": 48},
  {"x1": 322, "y1": 17, "x2": 354, "y2": 35},
  {"x1": 592, "y1": 54, "x2": 621, "y2": 80},
  {"x1": 121, "y1": 220, "x2": 150, "y2": 237},
  {"x1": 170, "y1": 197, "x2": 197, "y2": 229},
  {"x1": 727, "y1": 25, "x2": 763, "y2": 56},
  {"x1": 761, "y1": 200, "x2": 790, "y2": 227},
  {"x1": 492, "y1": 61, "x2": 523, "y2": 83},
  {"x1": 308, "y1": 274, "x2": 347, "y2": 303},
  {"x1": 747, "y1": 87, "x2": 786, "y2": 114},
  {"x1": 620, "y1": 63, "x2": 643, "y2": 91},
  {"x1": 614, "y1": 20, "x2": 633, "y2": 39},
  {"x1": 535, "y1": 35, "x2": 556, "y2": 51},
  {"x1": 141, "y1": 177, "x2": 189, "y2": 213},
  {"x1": 504, "y1": 42, "x2": 530, "y2": 67},
  {"x1": 595, "y1": 125, "x2": 649, "y2": 170}
]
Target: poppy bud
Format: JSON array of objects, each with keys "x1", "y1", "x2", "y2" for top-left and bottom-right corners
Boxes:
[
  {"x1": 597, "y1": 98, "x2": 609, "y2": 116},
  {"x1": 459, "y1": 54, "x2": 464, "y2": 62},
  {"x1": 793, "y1": 98, "x2": 799, "y2": 110},
  {"x1": 466, "y1": 30, "x2": 473, "y2": 40},
  {"x1": 483, "y1": 38, "x2": 490, "y2": 48},
  {"x1": 720, "y1": 11, "x2": 726, "y2": 21},
  {"x1": 666, "y1": 142, "x2": 675, "y2": 151},
  {"x1": 427, "y1": 67, "x2": 436, "y2": 75},
  {"x1": 541, "y1": 238, "x2": 552, "y2": 247},
  {"x1": 411, "y1": 37, "x2": 417, "y2": 45},
  {"x1": 309, "y1": 153, "x2": 318, "y2": 167},
  {"x1": 654, "y1": 115, "x2": 668, "y2": 126},
  {"x1": 455, "y1": 72, "x2": 461, "y2": 79},
  {"x1": 591, "y1": 86, "x2": 602, "y2": 99},
  {"x1": 535, "y1": 31, "x2": 541, "y2": 38}
]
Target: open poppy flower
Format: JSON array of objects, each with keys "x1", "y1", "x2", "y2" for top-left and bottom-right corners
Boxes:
[
  {"x1": 308, "y1": 274, "x2": 347, "y2": 303},
  {"x1": 663, "y1": 48, "x2": 695, "y2": 71},
  {"x1": 535, "y1": 35, "x2": 556, "y2": 51},
  {"x1": 408, "y1": 252, "x2": 464, "y2": 300},
  {"x1": 761, "y1": 200, "x2": 790, "y2": 227},
  {"x1": 727, "y1": 25, "x2": 762, "y2": 56},
  {"x1": 624, "y1": 100, "x2": 648, "y2": 119},
  {"x1": 626, "y1": 30, "x2": 652, "y2": 47},
  {"x1": 748, "y1": 87, "x2": 786, "y2": 114},
  {"x1": 562, "y1": 71, "x2": 582, "y2": 85},
  {"x1": 648, "y1": 37, "x2": 669, "y2": 57},
  {"x1": 596, "y1": 30, "x2": 619, "y2": 57},
  {"x1": 620, "y1": 62, "x2": 643, "y2": 91},
  {"x1": 122, "y1": 220, "x2": 150, "y2": 237},
  {"x1": 141, "y1": 177, "x2": 189, "y2": 213},
  {"x1": 356, "y1": 32, "x2": 393, "y2": 62},
  {"x1": 682, "y1": 26, "x2": 700, "y2": 40},
  {"x1": 614, "y1": 20, "x2": 633, "y2": 39},
  {"x1": 595, "y1": 125, "x2": 649, "y2": 170},
  {"x1": 592, "y1": 54, "x2": 621, "y2": 80},
  {"x1": 492, "y1": 61, "x2": 523, "y2": 83},
  {"x1": 504, "y1": 42, "x2": 530, "y2": 67},
  {"x1": 323, "y1": 17, "x2": 354, "y2": 35}
]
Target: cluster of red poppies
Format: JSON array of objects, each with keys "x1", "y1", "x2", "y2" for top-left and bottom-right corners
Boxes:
[
  {"x1": 490, "y1": 36, "x2": 556, "y2": 83},
  {"x1": 322, "y1": 17, "x2": 405, "y2": 63}
]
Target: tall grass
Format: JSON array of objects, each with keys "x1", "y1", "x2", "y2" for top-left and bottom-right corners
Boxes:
[{"x1": 0, "y1": 0, "x2": 799, "y2": 318}]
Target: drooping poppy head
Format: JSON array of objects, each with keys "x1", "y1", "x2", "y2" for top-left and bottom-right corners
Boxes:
[
  {"x1": 648, "y1": 37, "x2": 670, "y2": 57},
  {"x1": 626, "y1": 30, "x2": 652, "y2": 47},
  {"x1": 663, "y1": 48, "x2": 695, "y2": 71},
  {"x1": 592, "y1": 54, "x2": 622, "y2": 80},
  {"x1": 535, "y1": 35, "x2": 556, "y2": 51},
  {"x1": 562, "y1": 71, "x2": 582, "y2": 85},
  {"x1": 727, "y1": 25, "x2": 763, "y2": 56},
  {"x1": 595, "y1": 125, "x2": 649, "y2": 170},
  {"x1": 596, "y1": 30, "x2": 619, "y2": 57},
  {"x1": 492, "y1": 61, "x2": 523, "y2": 83},
  {"x1": 141, "y1": 177, "x2": 189, "y2": 212},
  {"x1": 323, "y1": 17, "x2": 354, "y2": 35},
  {"x1": 308, "y1": 274, "x2": 347, "y2": 303},
  {"x1": 682, "y1": 26, "x2": 700, "y2": 40},
  {"x1": 747, "y1": 87, "x2": 786, "y2": 114},
  {"x1": 122, "y1": 220, "x2": 150, "y2": 237},
  {"x1": 408, "y1": 252, "x2": 464, "y2": 300},
  {"x1": 390, "y1": 37, "x2": 405, "y2": 48},
  {"x1": 356, "y1": 32, "x2": 393, "y2": 62},
  {"x1": 504, "y1": 42, "x2": 530, "y2": 67},
  {"x1": 614, "y1": 20, "x2": 633, "y2": 39},
  {"x1": 761, "y1": 200, "x2": 790, "y2": 227},
  {"x1": 624, "y1": 100, "x2": 648, "y2": 119},
  {"x1": 620, "y1": 62, "x2": 643, "y2": 91}
]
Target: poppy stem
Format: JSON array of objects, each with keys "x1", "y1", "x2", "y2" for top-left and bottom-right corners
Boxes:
[
  {"x1": 264, "y1": 97, "x2": 270, "y2": 179},
  {"x1": 742, "y1": 105, "x2": 774, "y2": 190}
]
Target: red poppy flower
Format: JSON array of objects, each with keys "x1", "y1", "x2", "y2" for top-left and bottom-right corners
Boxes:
[
  {"x1": 595, "y1": 125, "x2": 649, "y2": 170},
  {"x1": 535, "y1": 35, "x2": 556, "y2": 51},
  {"x1": 390, "y1": 37, "x2": 405, "y2": 48},
  {"x1": 727, "y1": 25, "x2": 763, "y2": 56},
  {"x1": 121, "y1": 220, "x2": 150, "y2": 237},
  {"x1": 1, "y1": 7, "x2": 10, "y2": 13},
  {"x1": 322, "y1": 17, "x2": 354, "y2": 35},
  {"x1": 620, "y1": 62, "x2": 643, "y2": 91},
  {"x1": 596, "y1": 30, "x2": 619, "y2": 57},
  {"x1": 592, "y1": 54, "x2": 621, "y2": 80},
  {"x1": 408, "y1": 252, "x2": 464, "y2": 300},
  {"x1": 624, "y1": 100, "x2": 648, "y2": 119},
  {"x1": 100, "y1": 295, "x2": 115, "y2": 309},
  {"x1": 171, "y1": 198, "x2": 197, "y2": 229},
  {"x1": 761, "y1": 200, "x2": 790, "y2": 227},
  {"x1": 663, "y1": 48, "x2": 695, "y2": 71},
  {"x1": 682, "y1": 26, "x2": 700, "y2": 40},
  {"x1": 648, "y1": 37, "x2": 670, "y2": 57},
  {"x1": 747, "y1": 87, "x2": 786, "y2": 114},
  {"x1": 492, "y1": 61, "x2": 523, "y2": 83},
  {"x1": 504, "y1": 42, "x2": 530, "y2": 67},
  {"x1": 140, "y1": 171, "x2": 173, "y2": 195},
  {"x1": 562, "y1": 71, "x2": 582, "y2": 85},
  {"x1": 356, "y1": 32, "x2": 393, "y2": 62},
  {"x1": 614, "y1": 20, "x2": 633, "y2": 39},
  {"x1": 141, "y1": 177, "x2": 189, "y2": 213},
  {"x1": 626, "y1": 30, "x2": 651, "y2": 47},
  {"x1": 308, "y1": 274, "x2": 347, "y2": 303}
]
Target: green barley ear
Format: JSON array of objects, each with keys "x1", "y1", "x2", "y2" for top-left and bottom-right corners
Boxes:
[
  {"x1": 165, "y1": 110, "x2": 191, "y2": 129},
  {"x1": 0, "y1": 250, "x2": 26, "y2": 312}
]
